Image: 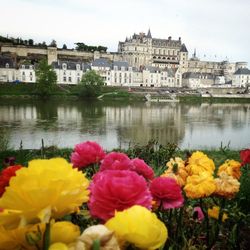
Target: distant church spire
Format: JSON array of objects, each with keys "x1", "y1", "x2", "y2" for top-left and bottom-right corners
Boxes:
[
  {"x1": 194, "y1": 48, "x2": 196, "y2": 58},
  {"x1": 147, "y1": 28, "x2": 152, "y2": 38}
]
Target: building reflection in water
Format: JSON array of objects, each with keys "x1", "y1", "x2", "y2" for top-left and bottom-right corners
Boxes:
[{"x1": 0, "y1": 100, "x2": 249, "y2": 150}]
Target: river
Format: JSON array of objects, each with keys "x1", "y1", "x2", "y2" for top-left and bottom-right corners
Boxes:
[{"x1": 0, "y1": 99, "x2": 250, "y2": 150}]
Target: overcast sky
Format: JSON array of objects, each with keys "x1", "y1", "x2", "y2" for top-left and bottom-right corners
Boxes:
[{"x1": 1, "y1": 0, "x2": 250, "y2": 64}]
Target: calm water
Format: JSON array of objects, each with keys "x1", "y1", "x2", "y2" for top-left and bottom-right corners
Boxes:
[{"x1": 0, "y1": 99, "x2": 250, "y2": 150}]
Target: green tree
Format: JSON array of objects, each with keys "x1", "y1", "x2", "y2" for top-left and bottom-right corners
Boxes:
[
  {"x1": 78, "y1": 70, "x2": 104, "y2": 98},
  {"x1": 35, "y1": 59, "x2": 57, "y2": 97}
]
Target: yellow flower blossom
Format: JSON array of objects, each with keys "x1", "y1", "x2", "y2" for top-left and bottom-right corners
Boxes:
[
  {"x1": 49, "y1": 242, "x2": 69, "y2": 250},
  {"x1": 105, "y1": 205, "x2": 167, "y2": 250},
  {"x1": 51, "y1": 221, "x2": 80, "y2": 245},
  {"x1": 208, "y1": 206, "x2": 228, "y2": 222},
  {"x1": 186, "y1": 151, "x2": 215, "y2": 175},
  {"x1": 0, "y1": 224, "x2": 43, "y2": 250},
  {"x1": 217, "y1": 160, "x2": 242, "y2": 180},
  {"x1": 184, "y1": 172, "x2": 216, "y2": 199},
  {"x1": 0, "y1": 158, "x2": 89, "y2": 229},
  {"x1": 214, "y1": 172, "x2": 240, "y2": 198},
  {"x1": 0, "y1": 221, "x2": 80, "y2": 250},
  {"x1": 162, "y1": 157, "x2": 188, "y2": 186}
]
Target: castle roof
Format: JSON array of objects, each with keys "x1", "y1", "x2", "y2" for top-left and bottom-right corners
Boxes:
[
  {"x1": 180, "y1": 44, "x2": 188, "y2": 52},
  {"x1": 234, "y1": 68, "x2": 250, "y2": 75},
  {"x1": 146, "y1": 29, "x2": 152, "y2": 38},
  {"x1": 152, "y1": 38, "x2": 181, "y2": 47}
]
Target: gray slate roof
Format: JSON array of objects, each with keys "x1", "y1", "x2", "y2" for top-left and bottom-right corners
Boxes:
[
  {"x1": 0, "y1": 56, "x2": 15, "y2": 68},
  {"x1": 92, "y1": 58, "x2": 111, "y2": 68},
  {"x1": 180, "y1": 44, "x2": 188, "y2": 52},
  {"x1": 51, "y1": 61, "x2": 83, "y2": 70},
  {"x1": 182, "y1": 72, "x2": 214, "y2": 79},
  {"x1": 234, "y1": 68, "x2": 250, "y2": 75}
]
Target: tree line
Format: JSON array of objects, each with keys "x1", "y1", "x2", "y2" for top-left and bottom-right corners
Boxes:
[{"x1": 0, "y1": 35, "x2": 107, "y2": 52}]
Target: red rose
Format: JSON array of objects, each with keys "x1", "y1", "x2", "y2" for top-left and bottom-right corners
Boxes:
[
  {"x1": 150, "y1": 177, "x2": 184, "y2": 209},
  {"x1": 71, "y1": 141, "x2": 105, "y2": 169},
  {"x1": 88, "y1": 170, "x2": 152, "y2": 221},
  {"x1": 130, "y1": 158, "x2": 154, "y2": 180},
  {"x1": 100, "y1": 152, "x2": 132, "y2": 171},
  {"x1": 0, "y1": 165, "x2": 22, "y2": 197},
  {"x1": 240, "y1": 149, "x2": 250, "y2": 166}
]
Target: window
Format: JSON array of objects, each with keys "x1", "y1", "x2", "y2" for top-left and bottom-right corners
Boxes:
[
  {"x1": 62, "y1": 64, "x2": 67, "y2": 70},
  {"x1": 63, "y1": 77, "x2": 66, "y2": 82},
  {"x1": 5, "y1": 63, "x2": 9, "y2": 68},
  {"x1": 22, "y1": 71, "x2": 25, "y2": 75},
  {"x1": 69, "y1": 77, "x2": 72, "y2": 82},
  {"x1": 76, "y1": 64, "x2": 80, "y2": 70},
  {"x1": 30, "y1": 72, "x2": 33, "y2": 76}
]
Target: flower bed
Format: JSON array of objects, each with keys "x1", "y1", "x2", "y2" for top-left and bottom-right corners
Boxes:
[{"x1": 0, "y1": 142, "x2": 249, "y2": 249}]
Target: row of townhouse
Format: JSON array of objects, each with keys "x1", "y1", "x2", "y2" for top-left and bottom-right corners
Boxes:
[
  {"x1": 0, "y1": 56, "x2": 249, "y2": 88},
  {"x1": 92, "y1": 58, "x2": 181, "y2": 87}
]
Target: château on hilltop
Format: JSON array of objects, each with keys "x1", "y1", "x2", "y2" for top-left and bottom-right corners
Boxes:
[{"x1": 0, "y1": 30, "x2": 249, "y2": 89}]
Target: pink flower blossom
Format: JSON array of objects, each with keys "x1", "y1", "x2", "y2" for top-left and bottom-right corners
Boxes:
[
  {"x1": 193, "y1": 207, "x2": 205, "y2": 221},
  {"x1": 71, "y1": 141, "x2": 105, "y2": 169},
  {"x1": 88, "y1": 170, "x2": 152, "y2": 221},
  {"x1": 130, "y1": 158, "x2": 154, "y2": 180},
  {"x1": 240, "y1": 148, "x2": 250, "y2": 166},
  {"x1": 149, "y1": 177, "x2": 184, "y2": 209},
  {"x1": 100, "y1": 152, "x2": 132, "y2": 171}
]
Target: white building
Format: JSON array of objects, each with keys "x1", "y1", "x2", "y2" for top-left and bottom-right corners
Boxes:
[
  {"x1": 52, "y1": 61, "x2": 86, "y2": 84},
  {"x1": 182, "y1": 72, "x2": 215, "y2": 89},
  {"x1": 18, "y1": 64, "x2": 36, "y2": 83},
  {"x1": 0, "y1": 57, "x2": 16, "y2": 82},
  {"x1": 232, "y1": 68, "x2": 250, "y2": 88}
]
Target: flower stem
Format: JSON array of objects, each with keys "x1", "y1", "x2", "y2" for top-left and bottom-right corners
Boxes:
[
  {"x1": 199, "y1": 198, "x2": 209, "y2": 247},
  {"x1": 208, "y1": 198, "x2": 226, "y2": 249},
  {"x1": 43, "y1": 223, "x2": 50, "y2": 250},
  {"x1": 92, "y1": 239, "x2": 100, "y2": 250}
]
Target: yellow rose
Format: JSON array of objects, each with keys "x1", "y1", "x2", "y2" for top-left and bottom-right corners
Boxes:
[
  {"x1": 0, "y1": 158, "x2": 89, "y2": 229},
  {"x1": 186, "y1": 151, "x2": 215, "y2": 175},
  {"x1": 208, "y1": 206, "x2": 228, "y2": 222},
  {"x1": 184, "y1": 172, "x2": 216, "y2": 199},
  {"x1": 214, "y1": 172, "x2": 240, "y2": 198},
  {"x1": 105, "y1": 205, "x2": 167, "y2": 250},
  {"x1": 217, "y1": 160, "x2": 242, "y2": 180}
]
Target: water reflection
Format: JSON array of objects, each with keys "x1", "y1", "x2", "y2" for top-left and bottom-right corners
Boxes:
[{"x1": 0, "y1": 99, "x2": 249, "y2": 150}]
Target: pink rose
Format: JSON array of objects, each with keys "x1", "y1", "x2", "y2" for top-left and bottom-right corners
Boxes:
[
  {"x1": 88, "y1": 170, "x2": 152, "y2": 221},
  {"x1": 150, "y1": 177, "x2": 184, "y2": 209},
  {"x1": 71, "y1": 141, "x2": 105, "y2": 169},
  {"x1": 100, "y1": 152, "x2": 132, "y2": 171},
  {"x1": 130, "y1": 158, "x2": 154, "y2": 180}
]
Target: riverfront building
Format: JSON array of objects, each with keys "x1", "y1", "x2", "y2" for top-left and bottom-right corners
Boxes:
[{"x1": 0, "y1": 30, "x2": 249, "y2": 89}]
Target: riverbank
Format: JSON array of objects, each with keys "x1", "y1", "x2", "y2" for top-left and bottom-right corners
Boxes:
[
  {"x1": 0, "y1": 146, "x2": 241, "y2": 170},
  {"x1": 1, "y1": 83, "x2": 250, "y2": 102}
]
